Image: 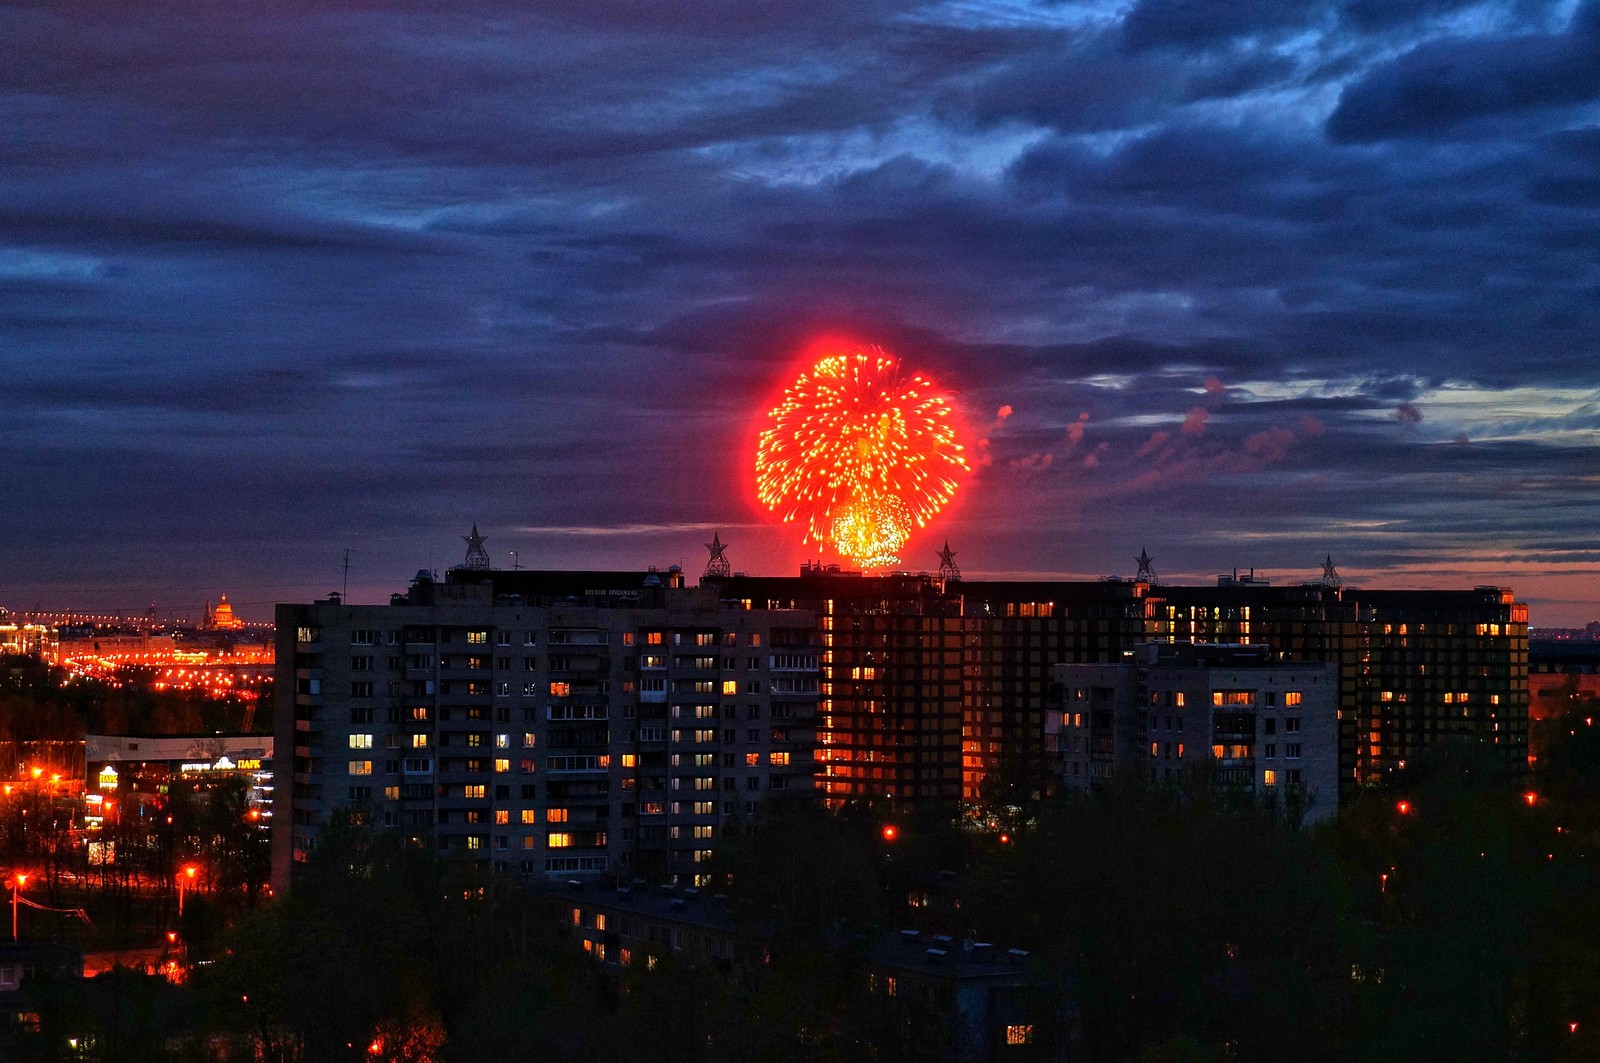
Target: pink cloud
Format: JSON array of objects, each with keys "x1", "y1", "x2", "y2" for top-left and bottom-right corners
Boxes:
[
  {"x1": 1135, "y1": 430, "x2": 1171, "y2": 459},
  {"x1": 1243, "y1": 427, "x2": 1296, "y2": 463},
  {"x1": 1393, "y1": 403, "x2": 1423, "y2": 426},
  {"x1": 1181, "y1": 406, "x2": 1208, "y2": 435},
  {"x1": 1298, "y1": 414, "x2": 1325, "y2": 436},
  {"x1": 1065, "y1": 411, "x2": 1090, "y2": 447},
  {"x1": 1203, "y1": 376, "x2": 1225, "y2": 394},
  {"x1": 996, "y1": 404, "x2": 1014, "y2": 421}
]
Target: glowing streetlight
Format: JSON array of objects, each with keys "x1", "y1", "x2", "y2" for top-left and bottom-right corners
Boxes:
[
  {"x1": 10, "y1": 872, "x2": 28, "y2": 941},
  {"x1": 178, "y1": 865, "x2": 199, "y2": 916},
  {"x1": 1395, "y1": 800, "x2": 1411, "y2": 816}
]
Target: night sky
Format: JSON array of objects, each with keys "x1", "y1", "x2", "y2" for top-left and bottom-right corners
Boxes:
[{"x1": 4, "y1": 0, "x2": 1600, "y2": 623}]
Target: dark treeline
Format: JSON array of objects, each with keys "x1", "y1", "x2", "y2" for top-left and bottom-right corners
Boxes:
[{"x1": 16, "y1": 699, "x2": 1600, "y2": 1062}]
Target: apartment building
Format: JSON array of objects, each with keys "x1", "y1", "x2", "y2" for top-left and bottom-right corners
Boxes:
[
  {"x1": 272, "y1": 567, "x2": 818, "y2": 893},
  {"x1": 1050, "y1": 643, "x2": 1340, "y2": 822}
]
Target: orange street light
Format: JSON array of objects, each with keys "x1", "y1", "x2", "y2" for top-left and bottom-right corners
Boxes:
[
  {"x1": 178, "y1": 865, "x2": 200, "y2": 916},
  {"x1": 880, "y1": 824, "x2": 898, "y2": 843},
  {"x1": 1524, "y1": 791, "x2": 1539, "y2": 807},
  {"x1": 1395, "y1": 800, "x2": 1411, "y2": 816},
  {"x1": 11, "y1": 872, "x2": 28, "y2": 941}
]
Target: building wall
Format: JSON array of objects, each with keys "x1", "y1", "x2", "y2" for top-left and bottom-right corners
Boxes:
[{"x1": 1051, "y1": 646, "x2": 1340, "y2": 823}]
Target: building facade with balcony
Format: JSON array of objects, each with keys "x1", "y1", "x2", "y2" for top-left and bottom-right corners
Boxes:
[
  {"x1": 710, "y1": 569, "x2": 1526, "y2": 809},
  {"x1": 272, "y1": 568, "x2": 818, "y2": 894},
  {"x1": 1050, "y1": 644, "x2": 1340, "y2": 822}
]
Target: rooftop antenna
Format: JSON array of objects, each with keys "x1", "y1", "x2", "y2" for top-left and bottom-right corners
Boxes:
[
  {"x1": 510, "y1": 550, "x2": 521, "y2": 571},
  {"x1": 463, "y1": 525, "x2": 490, "y2": 571},
  {"x1": 1136, "y1": 547, "x2": 1158, "y2": 584},
  {"x1": 342, "y1": 549, "x2": 352, "y2": 601},
  {"x1": 937, "y1": 541, "x2": 961, "y2": 582},
  {"x1": 1318, "y1": 554, "x2": 1342, "y2": 590},
  {"x1": 703, "y1": 532, "x2": 731, "y2": 579}
]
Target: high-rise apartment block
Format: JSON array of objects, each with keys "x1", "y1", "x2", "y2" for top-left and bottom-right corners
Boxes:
[
  {"x1": 709, "y1": 568, "x2": 1527, "y2": 807},
  {"x1": 272, "y1": 568, "x2": 818, "y2": 894},
  {"x1": 275, "y1": 547, "x2": 1528, "y2": 890}
]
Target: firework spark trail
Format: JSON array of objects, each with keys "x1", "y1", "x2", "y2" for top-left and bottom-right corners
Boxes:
[{"x1": 755, "y1": 346, "x2": 968, "y2": 568}]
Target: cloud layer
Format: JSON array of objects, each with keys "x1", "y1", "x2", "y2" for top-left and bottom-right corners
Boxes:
[{"x1": 2, "y1": 0, "x2": 1599, "y2": 623}]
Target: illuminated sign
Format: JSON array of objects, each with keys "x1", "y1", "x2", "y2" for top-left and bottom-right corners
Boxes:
[
  {"x1": 179, "y1": 756, "x2": 263, "y2": 773},
  {"x1": 98, "y1": 766, "x2": 119, "y2": 790}
]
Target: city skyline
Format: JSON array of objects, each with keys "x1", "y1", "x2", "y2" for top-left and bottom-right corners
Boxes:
[{"x1": 4, "y1": 1, "x2": 1600, "y2": 623}]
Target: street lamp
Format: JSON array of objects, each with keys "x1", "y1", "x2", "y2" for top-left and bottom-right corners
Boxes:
[
  {"x1": 177, "y1": 865, "x2": 198, "y2": 916},
  {"x1": 10, "y1": 873, "x2": 27, "y2": 941}
]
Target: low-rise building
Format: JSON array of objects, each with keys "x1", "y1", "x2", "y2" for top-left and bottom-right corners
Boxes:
[
  {"x1": 546, "y1": 881, "x2": 1047, "y2": 1062},
  {"x1": 1050, "y1": 644, "x2": 1339, "y2": 822}
]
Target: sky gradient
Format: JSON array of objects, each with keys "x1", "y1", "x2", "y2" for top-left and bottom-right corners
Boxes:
[{"x1": 4, "y1": 0, "x2": 1599, "y2": 623}]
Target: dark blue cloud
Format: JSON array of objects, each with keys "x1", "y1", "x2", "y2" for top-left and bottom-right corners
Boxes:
[
  {"x1": 1328, "y1": 7, "x2": 1600, "y2": 141},
  {"x1": 0, "y1": 0, "x2": 1598, "y2": 623}
]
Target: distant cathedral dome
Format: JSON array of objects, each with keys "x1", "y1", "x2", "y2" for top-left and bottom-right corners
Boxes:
[{"x1": 210, "y1": 594, "x2": 243, "y2": 630}]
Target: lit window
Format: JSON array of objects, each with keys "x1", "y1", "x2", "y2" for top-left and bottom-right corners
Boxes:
[
  {"x1": 494, "y1": 759, "x2": 510, "y2": 773},
  {"x1": 464, "y1": 784, "x2": 486, "y2": 799},
  {"x1": 1005, "y1": 1025, "x2": 1034, "y2": 1046},
  {"x1": 770, "y1": 752, "x2": 790, "y2": 766},
  {"x1": 1284, "y1": 691, "x2": 1303, "y2": 706},
  {"x1": 722, "y1": 680, "x2": 738, "y2": 696},
  {"x1": 521, "y1": 809, "x2": 537, "y2": 825},
  {"x1": 547, "y1": 808, "x2": 569, "y2": 823},
  {"x1": 548, "y1": 833, "x2": 572, "y2": 848},
  {"x1": 348, "y1": 760, "x2": 373, "y2": 775},
  {"x1": 549, "y1": 682, "x2": 571, "y2": 697},
  {"x1": 348, "y1": 734, "x2": 373, "y2": 749},
  {"x1": 1263, "y1": 770, "x2": 1277, "y2": 786},
  {"x1": 746, "y1": 752, "x2": 760, "y2": 766},
  {"x1": 410, "y1": 734, "x2": 429, "y2": 748},
  {"x1": 467, "y1": 631, "x2": 488, "y2": 644},
  {"x1": 495, "y1": 809, "x2": 509, "y2": 825}
]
